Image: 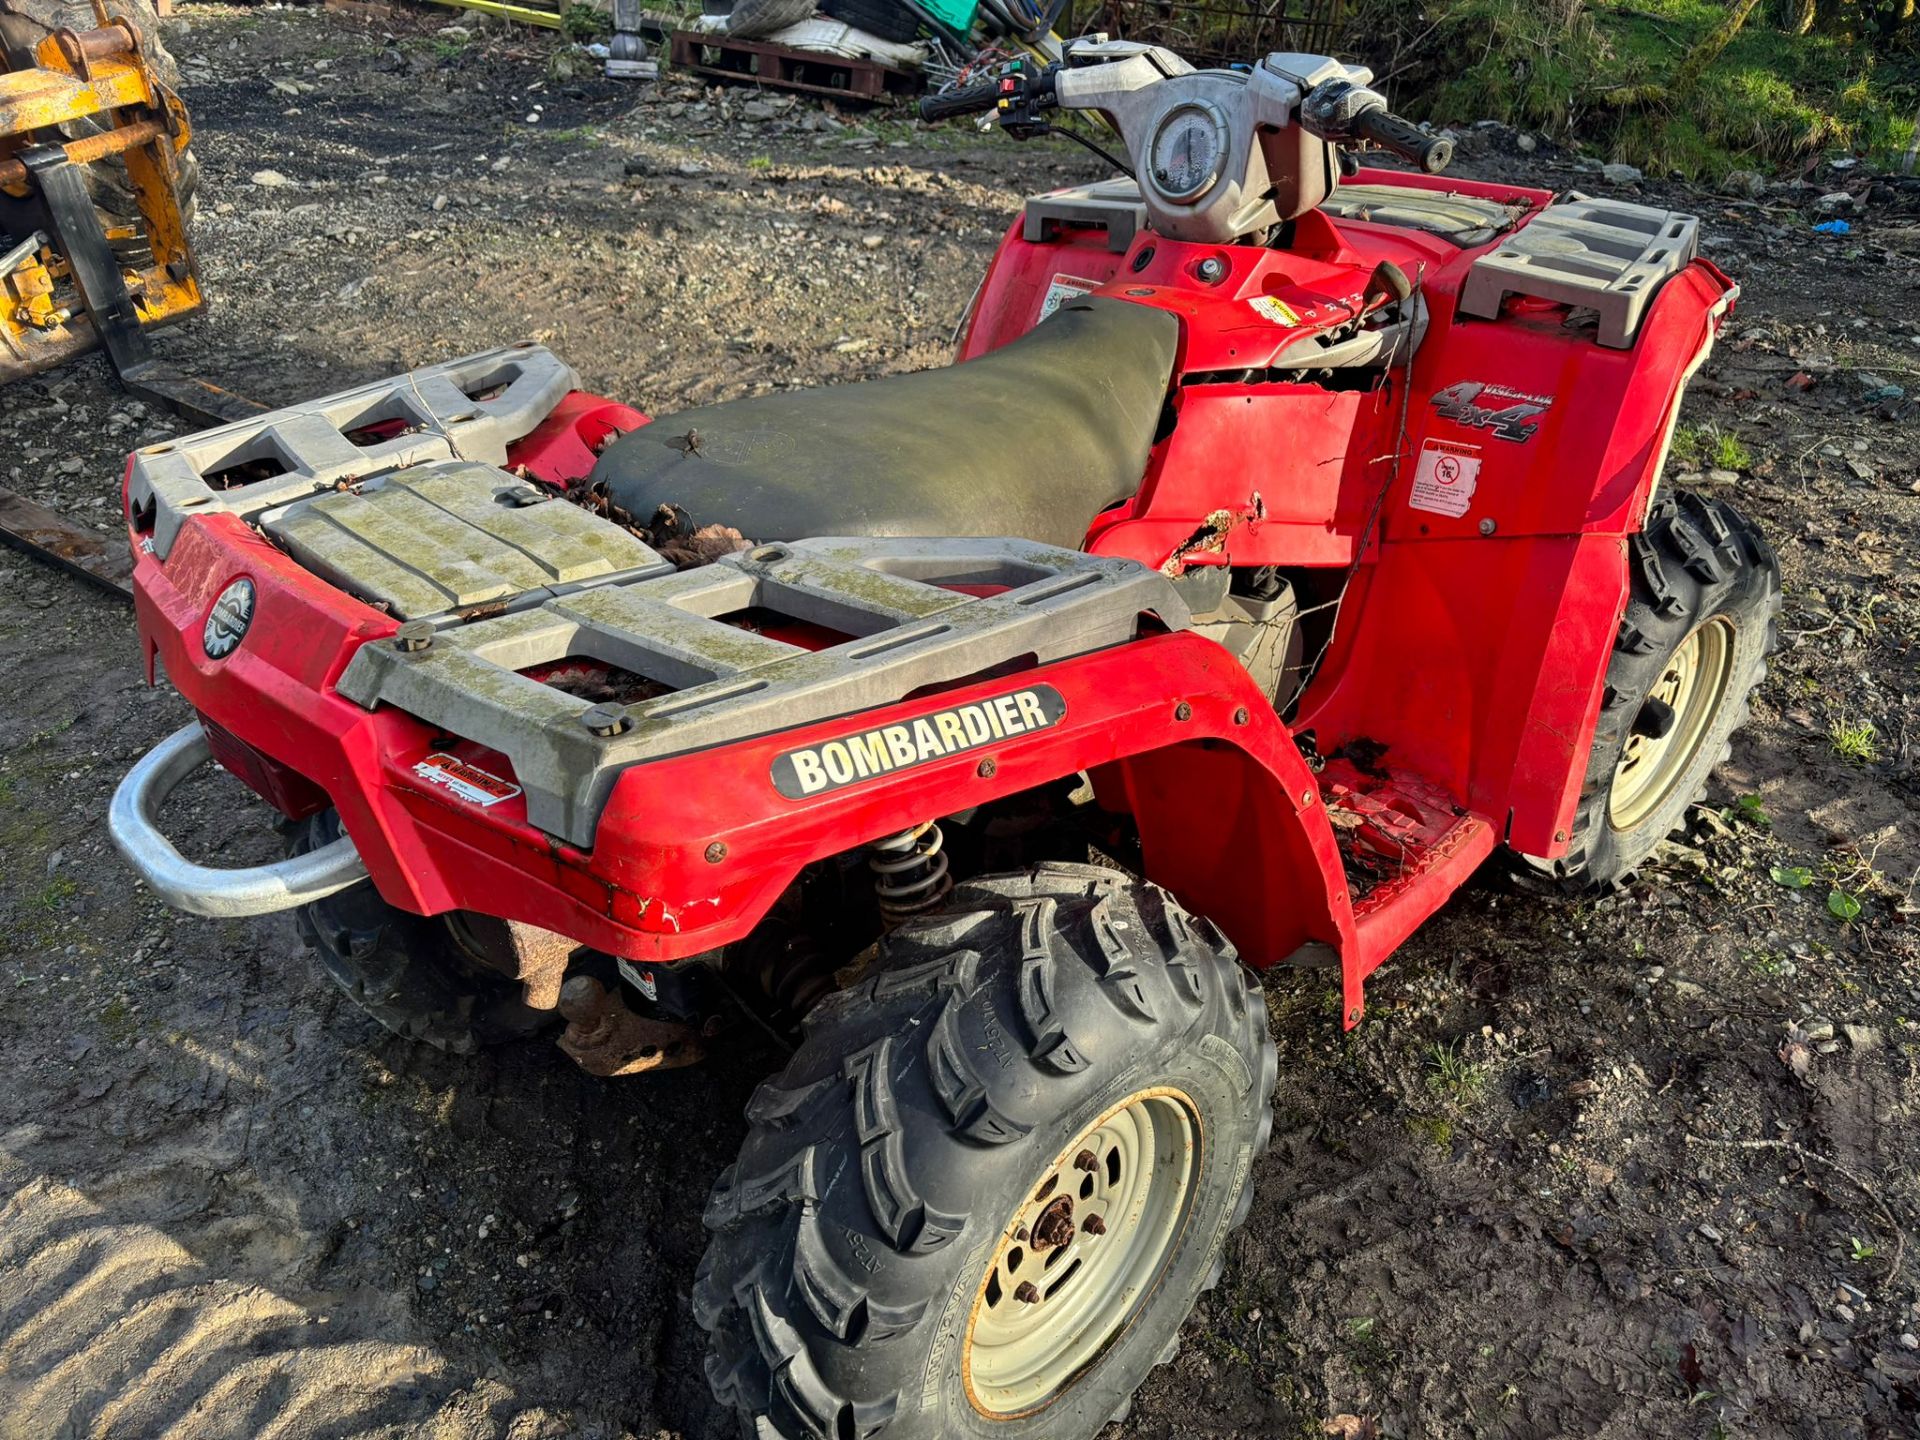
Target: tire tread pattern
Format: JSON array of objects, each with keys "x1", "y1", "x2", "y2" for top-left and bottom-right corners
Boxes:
[{"x1": 695, "y1": 865, "x2": 1276, "y2": 1440}]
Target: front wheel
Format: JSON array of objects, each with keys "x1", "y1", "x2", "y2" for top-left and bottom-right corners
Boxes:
[
  {"x1": 1528, "y1": 490, "x2": 1779, "y2": 889},
  {"x1": 694, "y1": 863, "x2": 1276, "y2": 1440}
]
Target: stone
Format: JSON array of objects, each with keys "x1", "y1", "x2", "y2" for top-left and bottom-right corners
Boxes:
[
  {"x1": 1722, "y1": 170, "x2": 1767, "y2": 200},
  {"x1": 1814, "y1": 191, "x2": 1856, "y2": 215},
  {"x1": 1516, "y1": 133, "x2": 1537, "y2": 153},
  {"x1": 1843, "y1": 1023, "x2": 1883, "y2": 1051},
  {"x1": 251, "y1": 169, "x2": 292, "y2": 187},
  {"x1": 1707, "y1": 468, "x2": 1740, "y2": 485},
  {"x1": 1601, "y1": 162, "x2": 1643, "y2": 185}
]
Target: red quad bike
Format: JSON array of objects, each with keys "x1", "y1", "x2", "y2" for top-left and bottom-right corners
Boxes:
[{"x1": 110, "y1": 40, "x2": 1777, "y2": 1440}]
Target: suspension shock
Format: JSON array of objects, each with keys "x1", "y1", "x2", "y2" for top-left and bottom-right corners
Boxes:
[{"x1": 868, "y1": 821, "x2": 953, "y2": 926}]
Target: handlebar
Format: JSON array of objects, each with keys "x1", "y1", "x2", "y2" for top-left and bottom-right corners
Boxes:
[
  {"x1": 1351, "y1": 107, "x2": 1453, "y2": 174},
  {"x1": 917, "y1": 81, "x2": 1003, "y2": 124}
]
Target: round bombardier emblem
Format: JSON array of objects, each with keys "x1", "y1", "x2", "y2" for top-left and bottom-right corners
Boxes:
[{"x1": 203, "y1": 578, "x2": 256, "y2": 660}]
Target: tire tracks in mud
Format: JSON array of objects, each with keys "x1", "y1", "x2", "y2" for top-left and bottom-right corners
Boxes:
[{"x1": 0, "y1": 1124, "x2": 469, "y2": 1440}]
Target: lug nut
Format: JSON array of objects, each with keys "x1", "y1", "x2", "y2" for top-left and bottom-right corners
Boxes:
[
  {"x1": 1073, "y1": 1149, "x2": 1098, "y2": 1173},
  {"x1": 1014, "y1": 1282, "x2": 1041, "y2": 1305},
  {"x1": 1014, "y1": 1225, "x2": 1029, "y2": 1243},
  {"x1": 579, "y1": 701, "x2": 632, "y2": 737},
  {"x1": 1083, "y1": 1214, "x2": 1107, "y2": 1236},
  {"x1": 393, "y1": 620, "x2": 434, "y2": 653}
]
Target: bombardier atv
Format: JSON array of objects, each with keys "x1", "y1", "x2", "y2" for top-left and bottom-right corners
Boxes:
[{"x1": 110, "y1": 41, "x2": 1776, "y2": 1440}]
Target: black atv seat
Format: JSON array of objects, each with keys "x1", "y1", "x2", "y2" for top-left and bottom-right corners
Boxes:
[{"x1": 589, "y1": 297, "x2": 1180, "y2": 551}]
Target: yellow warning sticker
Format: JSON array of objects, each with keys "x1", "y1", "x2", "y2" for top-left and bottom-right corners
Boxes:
[{"x1": 1248, "y1": 295, "x2": 1302, "y2": 326}]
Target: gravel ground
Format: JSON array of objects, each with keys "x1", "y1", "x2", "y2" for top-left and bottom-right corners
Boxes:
[{"x1": 1, "y1": 6, "x2": 1917, "y2": 1439}]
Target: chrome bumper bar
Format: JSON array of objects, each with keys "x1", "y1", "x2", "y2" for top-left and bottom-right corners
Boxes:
[{"x1": 108, "y1": 723, "x2": 368, "y2": 917}]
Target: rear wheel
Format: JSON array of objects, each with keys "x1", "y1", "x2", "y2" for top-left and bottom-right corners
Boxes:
[
  {"x1": 694, "y1": 863, "x2": 1276, "y2": 1440},
  {"x1": 288, "y1": 811, "x2": 547, "y2": 1055},
  {"x1": 0, "y1": 0, "x2": 199, "y2": 225},
  {"x1": 1527, "y1": 490, "x2": 1779, "y2": 889}
]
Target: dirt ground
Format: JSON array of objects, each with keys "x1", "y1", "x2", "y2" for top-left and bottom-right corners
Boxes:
[{"x1": 1, "y1": 6, "x2": 1918, "y2": 1438}]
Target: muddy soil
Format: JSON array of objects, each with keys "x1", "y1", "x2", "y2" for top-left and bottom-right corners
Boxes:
[{"x1": 0, "y1": 7, "x2": 1917, "y2": 1439}]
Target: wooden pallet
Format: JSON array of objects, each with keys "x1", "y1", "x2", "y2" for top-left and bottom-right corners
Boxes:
[{"x1": 669, "y1": 30, "x2": 923, "y2": 102}]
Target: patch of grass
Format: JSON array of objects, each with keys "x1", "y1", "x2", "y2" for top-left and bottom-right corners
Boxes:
[
  {"x1": 99, "y1": 998, "x2": 137, "y2": 1044},
  {"x1": 1408, "y1": 1113, "x2": 1455, "y2": 1149},
  {"x1": 1341, "y1": 1314, "x2": 1396, "y2": 1381},
  {"x1": 35, "y1": 875, "x2": 76, "y2": 911},
  {"x1": 1829, "y1": 718, "x2": 1880, "y2": 764},
  {"x1": 1672, "y1": 422, "x2": 1751, "y2": 471},
  {"x1": 747, "y1": 154, "x2": 774, "y2": 171},
  {"x1": 1399, "y1": 0, "x2": 1919, "y2": 177},
  {"x1": 1425, "y1": 1040, "x2": 1488, "y2": 1103},
  {"x1": 562, "y1": 2, "x2": 612, "y2": 41}
]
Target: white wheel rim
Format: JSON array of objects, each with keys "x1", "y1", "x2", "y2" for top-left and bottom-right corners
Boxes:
[
  {"x1": 1609, "y1": 616, "x2": 1737, "y2": 831},
  {"x1": 963, "y1": 1088, "x2": 1201, "y2": 1418}
]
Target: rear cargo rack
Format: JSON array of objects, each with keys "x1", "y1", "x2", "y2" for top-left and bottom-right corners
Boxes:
[
  {"x1": 338, "y1": 536, "x2": 1187, "y2": 848},
  {"x1": 128, "y1": 344, "x2": 578, "y2": 561}
]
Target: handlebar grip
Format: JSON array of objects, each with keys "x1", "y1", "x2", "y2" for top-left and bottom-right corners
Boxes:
[
  {"x1": 1353, "y1": 108, "x2": 1454, "y2": 174},
  {"x1": 918, "y1": 81, "x2": 1001, "y2": 124}
]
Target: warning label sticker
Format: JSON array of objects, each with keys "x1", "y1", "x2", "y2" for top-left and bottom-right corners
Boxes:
[
  {"x1": 1409, "y1": 439, "x2": 1482, "y2": 518},
  {"x1": 1037, "y1": 274, "x2": 1101, "y2": 323},
  {"x1": 413, "y1": 753, "x2": 522, "y2": 807},
  {"x1": 1248, "y1": 295, "x2": 1303, "y2": 326}
]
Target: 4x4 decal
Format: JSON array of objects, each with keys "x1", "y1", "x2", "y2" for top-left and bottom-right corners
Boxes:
[{"x1": 1431, "y1": 380, "x2": 1554, "y2": 443}]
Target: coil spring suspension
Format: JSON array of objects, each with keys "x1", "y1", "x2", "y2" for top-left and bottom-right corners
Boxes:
[{"x1": 869, "y1": 821, "x2": 952, "y2": 925}]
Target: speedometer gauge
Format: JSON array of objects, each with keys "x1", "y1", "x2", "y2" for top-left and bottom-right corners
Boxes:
[{"x1": 1147, "y1": 102, "x2": 1228, "y2": 203}]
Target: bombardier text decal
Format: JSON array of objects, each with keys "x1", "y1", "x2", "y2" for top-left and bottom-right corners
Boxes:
[{"x1": 771, "y1": 686, "x2": 1067, "y2": 799}]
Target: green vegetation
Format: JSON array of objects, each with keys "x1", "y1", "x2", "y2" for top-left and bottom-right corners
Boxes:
[
  {"x1": 1353, "y1": 0, "x2": 1920, "y2": 178},
  {"x1": 1829, "y1": 717, "x2": 1880, "y2": 763},
  {"x1": 1425, "y1": 1040, "x2": 1489, "y2": 1103},
  {"x1": 562, "y1": 2, "x2": 613, "y2": 41},
  {"x1": 1673, "y1": 422, "x2": 1753, "y2": 471},
  {"x1": 1408, "y1": 1113, "x2": 1456, "y2": 1148},
  {"x1": 99, "y1": 997, "x2": 138, "y2": 1044}
]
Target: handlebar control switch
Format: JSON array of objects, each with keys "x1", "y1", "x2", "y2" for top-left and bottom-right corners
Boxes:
[{"x1": 1298, "y1": 78, "x2": 1386, "y2": 144}]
